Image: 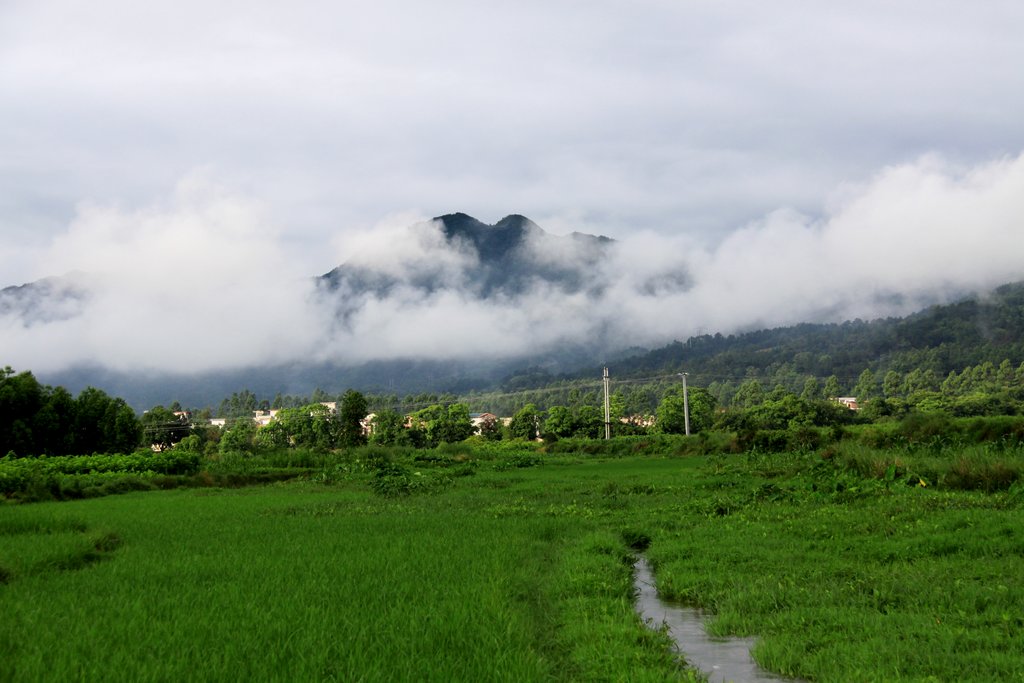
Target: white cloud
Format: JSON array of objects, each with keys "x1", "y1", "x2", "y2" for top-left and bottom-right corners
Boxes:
[
  {"x1": 3, "y1": 0, "x2": 1024, "y2": 290},
  {"x1": 3, "y1": 158, "x2": 1024, "y2": 376},
  {"x1": 2, "y1": 172, "x2": 322, "y2": 373}
]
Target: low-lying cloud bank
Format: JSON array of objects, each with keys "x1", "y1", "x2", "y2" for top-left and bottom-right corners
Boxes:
[{"x1": 3, "y1": 153, "x2": 1024, "y2": 375}]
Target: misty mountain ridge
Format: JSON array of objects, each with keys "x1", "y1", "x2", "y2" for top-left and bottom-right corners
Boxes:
[
  {"x1": 3, "y1": 210, "x2": 1023, "y2": 409},
  {"x1": 0, "y1": 273, "x2": 91, "y2": 326},
  {"x1": 318, "y1": 212, "x2": 615, "y2": 301}
]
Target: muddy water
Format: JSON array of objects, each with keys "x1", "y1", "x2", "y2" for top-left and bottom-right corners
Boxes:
[{"x1": 633, "y1": 556, "x2": 798, "y2": 683}]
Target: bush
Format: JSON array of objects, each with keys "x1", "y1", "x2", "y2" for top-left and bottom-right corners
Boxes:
[{"x1": 897, "y1": 412, "x2": 956, "y2": 445}]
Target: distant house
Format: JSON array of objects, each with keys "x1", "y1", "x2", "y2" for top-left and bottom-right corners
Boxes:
[
  {"x1": 252, "y1": 409, "x2": 281, "y2": 426},
  {"x1": 209, "y1": 418, "x2": 227, "y2": 428},
  {"x1": 622, "y1": 414, "x2": 655, "y2": 428},
  {"x1": 470, "y1": 412, "x2": 497, "y2": 433},
  {"x1": 834, "y1": 397, "x2": 860, "y2": 411}
]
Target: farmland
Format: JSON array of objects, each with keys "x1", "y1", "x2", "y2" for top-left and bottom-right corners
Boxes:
[{"x1": 2, "y1": 444, "x2": 1024, "y2": 682}]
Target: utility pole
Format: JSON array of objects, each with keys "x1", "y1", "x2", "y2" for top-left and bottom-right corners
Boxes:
[
  {"x1": 603, "y1": 366, "x2": 611, "y2": 440},
  {"x1": 679, "y1": 372, "x2": 691, "y2": 436}
]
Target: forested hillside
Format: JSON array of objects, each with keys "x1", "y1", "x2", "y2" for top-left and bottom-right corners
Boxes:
[{"x1": 471, "y1": 281, "x2": 1024, "y2": 416}]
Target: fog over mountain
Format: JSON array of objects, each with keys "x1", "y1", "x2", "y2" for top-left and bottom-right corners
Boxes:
[{"x1": 2, "y1": 152, "x2": 1024, "y2": 403}]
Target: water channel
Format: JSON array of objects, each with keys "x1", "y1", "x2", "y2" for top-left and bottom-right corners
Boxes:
[{"x1": 632, "y1": 556, "x2": 800, "y2": 683}]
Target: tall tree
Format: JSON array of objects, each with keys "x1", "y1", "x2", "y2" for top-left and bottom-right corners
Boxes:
[
  {"x1": 0, "y1": 368, "x2": 44, "y2": 456},
  {"x1": 800, "y1": 377, "x2": 820, "y2": 401},
  {"x1": 370, "y1": 409, "x2": 410, "y2": 446},
  {"x1": 509, "y1": 404, "x2": 541, "y2": 441},
  {"x1": 823, "y1": 375, "x2": 842, "y2": 399},
  {"x1": 433, "y1": 404, "x2": 474, "y2": 444},
  {"x1": 853, "y1": 369, "x2": 877, "y2": 400},
  {"x1": 883, "y1": 370, "x2": 904, "y2": 398},
  {"x1": 338, "y1": 390, "x2": 369, "y2": 447}
]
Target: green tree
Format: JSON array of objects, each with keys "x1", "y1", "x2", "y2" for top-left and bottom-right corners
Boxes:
[
  {"x1": 433, "y1": 403, "x2": 474, "y2": 444},
  {"x1": 0, "y1": 367, "x2": 44, "y2": 456},
  {"x1": 34, "y1": 385, "x2": 77, "y2": 455},
  {"x1": 544, "y1": 405, "x2": 575, "y2": 439},
  {"x1": 800, "y1": 377, "x2": 820, "y2": 401},
  {"x1": 574, "y1": 405, "x2": 604, "y2": 438},
  {"x1": 883, "y1": 370, "x2": 904, "y2": 398},
  {"x1": 370, "y1": 409, "x2": 410, "y2": 446},
  {"x1": 509, "y1": 404, "x2": 541, "y2": 441},
  {"x1": 75, "y1": 387, "x2": 140, "y2": 454},
  {"x1": 823, "y1": 375, "x2": 842, "y2": 399},
  {"x1": 338, "y1": 390, "x2": 369, "y2": 448},
  {"x1": 220, "y1": 418, "x2": 257, "y2": 454},
  {"x1": 141, "y1": 405, "x2": 191, "y2": 450},
  {"x1": 733, "y1": 379, "x2": 766, "y2": 409},
  {"x1": 656, "y1": 387, "x2": 717, "y2": 435},
  {"x1": 853, "y1": 369, "x2": 877, "y2": 401},
  {"x1": 997, "y1": 359, "x2": 1016, "y2": 387}
]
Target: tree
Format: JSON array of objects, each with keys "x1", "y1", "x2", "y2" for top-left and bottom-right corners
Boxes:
[
  {"x1": 509, "y1": 404, "x2": 541, "y2": 441},
  {"x1": 141, "y1": 405, "x2": 191, "y2": 450},
  {"x1": 338, "y1": 390, "x2": 368, "y2": 448},
  {"x1": 34, "y1": 386, "x2": 77, "y2": 455},
  {"x1": 574, "y1": 405, "x2": 604, "y2": 438},
  {"x1": 883, "y1": 370, "x2": 903, "y2": 398},
  {"x1": 656, "y1": 394, "x2": 685, "y2": 435},
  {"x1": 433, "y1": 404, "x2": 474, "y2": 444},
  {"x1": 853, "y1": 369, "x2": 877, "y2": 401},
  {"x1": 106, "y1": 399, "x2": 142, "y2": 453},
  {"x1": 800, "y1": 377, "x2": 820, "y2": 401},
  {"x1": 544, "y1": 405, "x2": 575, "y2": 439},
  {"x1": 220, "y1": 418, "x2": 257, "y2": 454},
  {"x1": 656, "y1": 388, "x2": 719, "y2": 435},
  {"x1": 268, "y1": 403, "x2": 338, "y2": 450},
  {"x1": 370, "y1": 409, "x2": 409, "y2": 446},
  {"x1": 478, "y1": 414, "x2": 502, "y2": 441},
  {"x1": 75, "y1": 387, "x2": 140, "y2": 454},
  {"x1": 823, "y1": 375, "x2": 842, "y2": 399},
  {"x1": 0, "y1": 368, "x2": 44, "y2": 456},
  {"x1": 733, "y1": 379, "x2": 766, "y2": 409}
]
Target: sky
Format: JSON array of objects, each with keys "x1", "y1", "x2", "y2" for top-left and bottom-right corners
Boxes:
[{"x1": 3, "y1": 1, "x2": 1024, "y2": 374}]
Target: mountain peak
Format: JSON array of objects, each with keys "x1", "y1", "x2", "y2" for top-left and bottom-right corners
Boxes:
[
  {"x1": 320, "y1": 212, "x2": 613, "y2": 300},
  {"x1": 432, "y1": 213, "x2": 542, "y2": 262}
]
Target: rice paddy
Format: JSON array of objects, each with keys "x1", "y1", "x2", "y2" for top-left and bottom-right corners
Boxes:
[{"x1": 2, "y1": 450, "x2": 1023, "y2": 681}]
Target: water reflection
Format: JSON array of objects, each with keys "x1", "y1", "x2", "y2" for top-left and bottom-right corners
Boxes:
[{"x1": 632, "y1": 556, "x2": 798, "y2": 683}]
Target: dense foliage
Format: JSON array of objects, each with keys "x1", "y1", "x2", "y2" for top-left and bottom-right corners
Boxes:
[{"x1": 0, "y1": 367, "x2": 141, "y2": 457}]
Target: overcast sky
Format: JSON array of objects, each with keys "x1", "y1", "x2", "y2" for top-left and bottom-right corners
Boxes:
[{"x1": 3, "y1": 1, "x2": 1024, "y2": 373}]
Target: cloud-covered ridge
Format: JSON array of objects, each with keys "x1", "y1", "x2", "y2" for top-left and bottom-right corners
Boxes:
[{"x1": 3, "y1": 153, "x2": 1024, "y2": 375}]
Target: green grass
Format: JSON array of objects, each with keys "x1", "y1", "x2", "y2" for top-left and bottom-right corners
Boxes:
[
  {"x1": 0, "y1": 462, "x2": 691, "y2": 682},
  {"x1": 2, "y1": 450, "x2": 1024, "y2": 681}
]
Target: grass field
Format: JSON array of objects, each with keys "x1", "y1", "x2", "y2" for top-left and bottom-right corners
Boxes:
[{"x1": 2, "y1": 450, "x2": 1023, "y2": 682}]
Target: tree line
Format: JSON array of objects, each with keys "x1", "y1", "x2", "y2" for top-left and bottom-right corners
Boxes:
[{"x1": 1, "y1": 366, "x2": 141, "y2": 457}]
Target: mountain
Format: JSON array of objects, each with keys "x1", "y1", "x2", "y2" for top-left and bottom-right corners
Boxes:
[
  {"x1": 0, "y1": 274, "x2": 91, "y2": 326},
  {"x1": 7, "y1": 210, "x2": 1023, "y2": 411},
  {"x1": 319, "y1": 212, "x2": 612, "y2": 300},
  {"x1": 1, "y1": 213, "x2": 618, "y2": 408},
  {"x1": 563, "y1": 280, "x2": 1024, "y2": 388}
]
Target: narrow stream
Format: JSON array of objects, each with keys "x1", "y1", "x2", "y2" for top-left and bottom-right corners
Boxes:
[{"x1": 633, "y1": 556, "x2": 798, "y2": 683}]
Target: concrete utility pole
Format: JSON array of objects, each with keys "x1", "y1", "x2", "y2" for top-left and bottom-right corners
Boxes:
[
  {"x1": 603, "y1": 366, "x2": 611, "y2": 440},
  {"x1": 679, "y1": 372, "x2": 691, "y2": 436}
]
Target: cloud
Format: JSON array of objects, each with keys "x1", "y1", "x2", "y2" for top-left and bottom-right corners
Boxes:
[
  {"x1": 314, "y1": 152, "x2": 1024, "y2": 363},
  {"x1": 1, "y1": 172, "x2": 322, "y2": 373},
  {"x1": 4, "y1": 0, "x2": 1024, "y2": 291},
  {"x1": 3, "y1": 153, "x2": 1024, "y2": 376}
]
